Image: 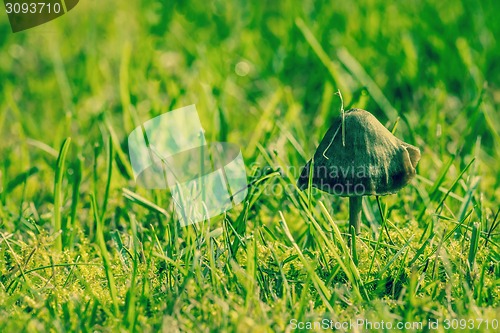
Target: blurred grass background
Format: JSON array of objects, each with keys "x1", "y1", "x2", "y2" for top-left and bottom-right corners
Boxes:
[{"x1": 0, "y1": 0, "x2": 499, "y2": 331}]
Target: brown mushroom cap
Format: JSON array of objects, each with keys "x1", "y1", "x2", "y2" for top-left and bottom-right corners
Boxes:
[{"x1": 298, "y1": 109, "x2": 420, "y2": 196}]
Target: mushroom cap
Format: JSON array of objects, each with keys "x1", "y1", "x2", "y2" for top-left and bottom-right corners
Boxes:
[{"x1": 297, "y1": 109, "x2": 420, "y2": 196}]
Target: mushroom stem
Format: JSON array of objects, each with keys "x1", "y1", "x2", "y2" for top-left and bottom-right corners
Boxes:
[{"x1": 349, "y1": 196, "x2": 362, "y2": 235}]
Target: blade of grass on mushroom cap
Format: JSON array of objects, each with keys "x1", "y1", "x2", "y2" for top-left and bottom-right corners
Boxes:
[{"x1": 335, "y1": 89, "x2": 346, "y2": 147}]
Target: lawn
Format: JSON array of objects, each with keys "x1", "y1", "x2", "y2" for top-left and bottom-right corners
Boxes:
[{"x1": 0, "y1": 0, "x2": 499, "y2": 332}]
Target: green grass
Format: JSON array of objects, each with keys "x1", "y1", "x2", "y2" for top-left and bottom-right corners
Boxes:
[{"x1": 1, "y1": 0, "x2": 500, "y2": 332}]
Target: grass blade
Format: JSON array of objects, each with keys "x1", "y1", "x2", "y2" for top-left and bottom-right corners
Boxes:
[
  {"x1": 53, "y1": 138, "x2": 71, "y2": 252},
  {"x1": 90, "y1": 193, "x2": 119, "y2": 315}
]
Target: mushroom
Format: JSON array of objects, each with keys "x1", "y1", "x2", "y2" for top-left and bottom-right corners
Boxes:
[{"x1": 297, "y1": 108, "x2": 421, "y2": 236}]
